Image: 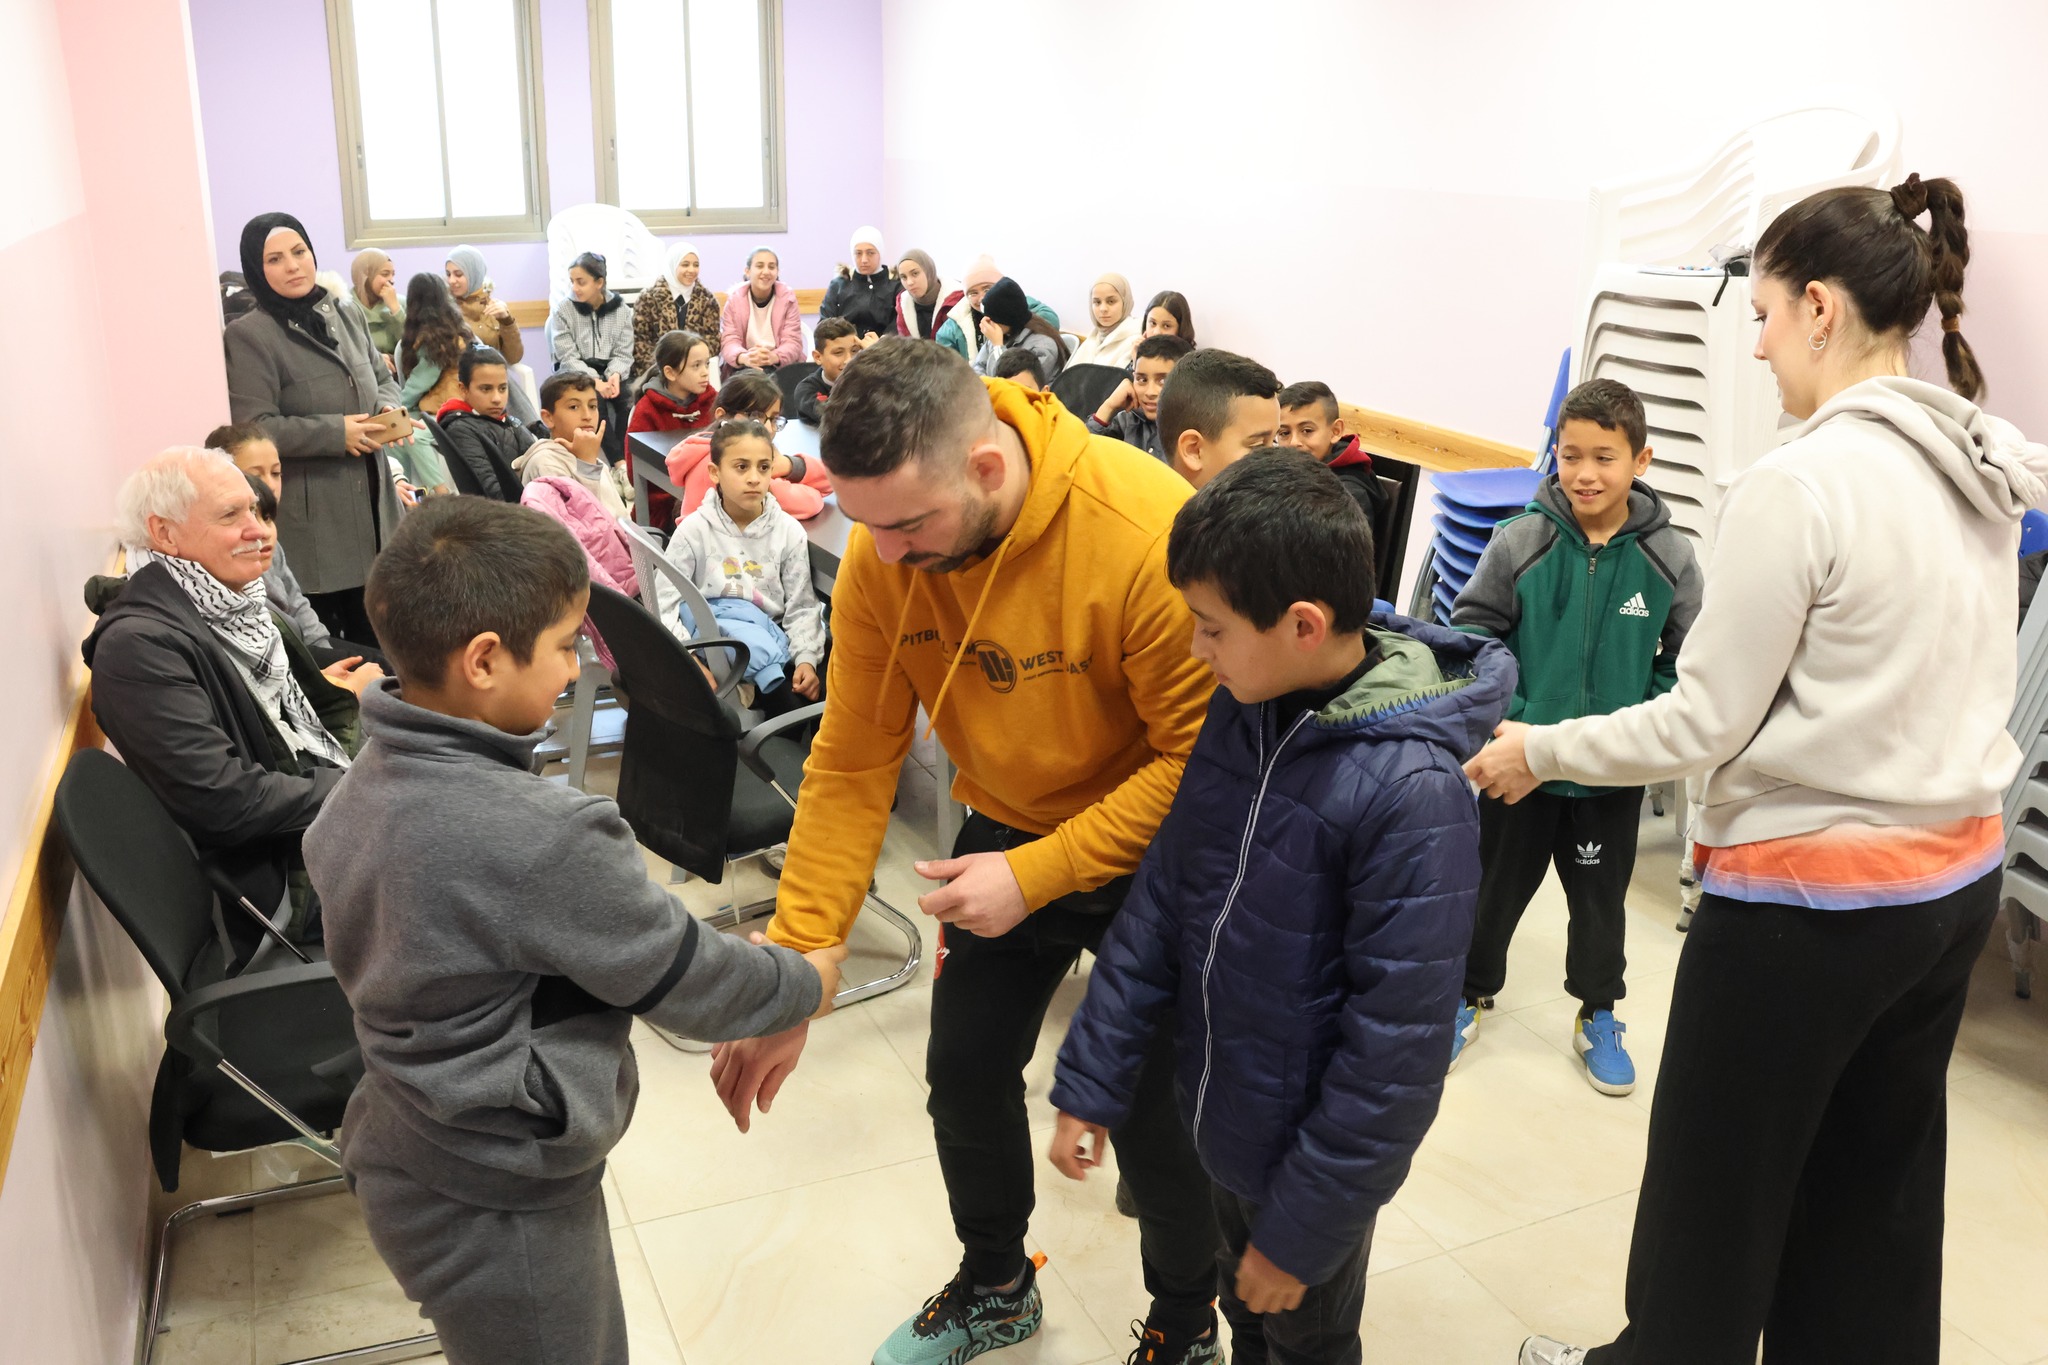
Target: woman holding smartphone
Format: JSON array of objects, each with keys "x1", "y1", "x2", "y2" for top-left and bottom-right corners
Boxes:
[{"x1": 225, "y1": 211, "x2": 413, "y2": 641}]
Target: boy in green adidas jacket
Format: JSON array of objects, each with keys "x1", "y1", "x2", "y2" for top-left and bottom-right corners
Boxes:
[{"x1": 1447, "y1": 379, "x2": 1702, "y2": 1095}]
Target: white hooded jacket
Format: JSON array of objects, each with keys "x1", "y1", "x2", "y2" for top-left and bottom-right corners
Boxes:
[{"x1": 1527, "y1": 375, "x2": 2048, "y2": 847}]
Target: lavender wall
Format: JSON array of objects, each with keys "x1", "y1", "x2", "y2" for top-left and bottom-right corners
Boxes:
[{"x1": 189, "y1": 0, "x2": 884, "y2": 318}]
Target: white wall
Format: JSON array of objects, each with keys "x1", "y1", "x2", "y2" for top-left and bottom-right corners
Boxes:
[{"x1": 881, "y1": 0, "x2": 2048, "y2": 453}]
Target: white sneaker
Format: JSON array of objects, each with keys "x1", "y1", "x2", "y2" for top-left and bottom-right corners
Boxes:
[
  {"x1": 762, "y1": 843, "x2": 788, "y2": 877},
  {"x1": 1519, "y1": 1336, "x2": 1590, "y2": 1364}
]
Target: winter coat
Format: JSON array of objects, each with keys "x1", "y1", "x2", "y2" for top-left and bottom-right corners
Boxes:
[
  {"x1": 1086, "y1": 408, "x2": 1161, "y2": 461},
  {"x1": 223, "y1": 292, "x2": 406, "y2": 594},
  {"x1": 457, "y1": 286, "x2": 525, "y2": 365},
  {"x1": 897, "y1": 282, "x2": 964, "y2": 341},
  {"x1": 515, "y1": 438, "x2": 629, "y2": 519},
  {"x1": 665, "y1": 429, "x2": 829, "y2": 521},
  {"x1": 934, "y1": 293, "x2": 1059, "y2": 365},
  {"x1": 666, "y1": 494, "x2": 825, "y2": 667},
  {"x1": 351, "y1": 295, "x2": 405, "y2": 359},
  {"x1": 626, "y1": 383, "x2": 717, "y2": 528},
  {"x1": 1066, "y1": 313, "x2": 1142, "y2": 371},
  {"x1": 520, "y1": 476, "x2": 637, "y2": 599},
  {"x1": 974, "y1": 326, "x2": 1066, "y2": 383},
  {"x1": 395, "y1": 354, "x2": 462, "y2": 489},
  {"x1": 820, "y1": 268, "x2": 902, "y2": 339},
  {"x1": 1051, "y1": 615, "x2": 1514, "y2": 1285},
  {"x1": 631, "y1": 275, "x2": 721, "y2": 379},
  {"x1": 435, "y1": 399, "x2": 535, "y2": 502},
  {"x1": 1325, "y1": 436, "x2": 1383, "y2": 527},
  {"x1": 717, "y1": 281, "x2": 805, "y2": 370},
  {"x1": 81, "y1": 560, "x2": 363, "y2": 940},
  {"x1": 549, "y1": 291, "x2": 635, "y2": 380},
  {"x1": 793, "y1": 368, "x2": 834, "y2": 425},
  {"x1": 1452, "y1": 477, "x2": 1703, "y2": 797}
]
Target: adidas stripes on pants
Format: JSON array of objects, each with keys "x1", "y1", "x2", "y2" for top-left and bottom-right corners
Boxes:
[{"x1": 1462, "y1": 787, "x2": 1644, "y2": 1008}]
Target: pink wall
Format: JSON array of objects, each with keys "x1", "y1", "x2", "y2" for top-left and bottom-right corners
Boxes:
[
  {"x1": 0, "y1": 0, "x2": 227, "y2": 1356},
  {"x1": 187, "y1": 0, "x2": 886, "y2": 318}
]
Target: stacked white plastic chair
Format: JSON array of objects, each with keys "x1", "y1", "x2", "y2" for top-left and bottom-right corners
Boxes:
[
  {"x1": 2000, "y1": 585, "x2": 2048, "y2": 998},
  {"x1": 1572, "y1": 107, "x2": 1903, "y2": 560},
  {"x1": 545, "y1": 203, "x2": 668, "y2": 310}
]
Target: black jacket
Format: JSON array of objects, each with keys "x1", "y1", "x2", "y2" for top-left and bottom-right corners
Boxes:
[
  {"x1": 819, "y1": 269, "x2": 901, "y2": 338},
  {"x1": 793, "y1": 368, "x2": 834, "y2": 425},
  {"x1": 437, "y1": 401, "x2": 535, "y2": 501},
  {"x1": 82, "y1": 562, "x2": 360, "y2": 938}
]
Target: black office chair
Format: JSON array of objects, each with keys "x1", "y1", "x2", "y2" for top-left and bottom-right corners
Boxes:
[
  {"x1": 774, "y1": 361, "x2": 821, "y2": 409},
  {"x1": 53, "y1": 749, "x2": 439, "y2": 1365},
  {"x1": 581, "y1": 583, "x2": 920, "y2": 1008},
  {"x1": 1049, "y1": 362, "x2": 1129, "y2": 424}
]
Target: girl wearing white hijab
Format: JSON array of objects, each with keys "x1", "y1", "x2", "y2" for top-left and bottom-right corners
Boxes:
[
  {"x1": 1065, "y1": 272, "x2": 1142, "y2": 369},
  {"x1": 820, "y1": 224, "x2": 900, "y2": 344}
]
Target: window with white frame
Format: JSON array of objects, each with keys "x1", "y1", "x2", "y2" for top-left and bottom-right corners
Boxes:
[
  {"x1": 592, "y1": 0, "x2": 786, "y2": 234},
  {"x1": 325, "y1": 0, "x2": 550, "y2": 247}
]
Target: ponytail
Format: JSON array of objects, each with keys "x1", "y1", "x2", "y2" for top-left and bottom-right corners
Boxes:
[{"x1": 1755, "y1": 174, "x2": 1984, "y2": 400}]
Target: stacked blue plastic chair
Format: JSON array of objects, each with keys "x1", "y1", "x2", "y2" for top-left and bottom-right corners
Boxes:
[{"x1": 1411, "y1": 349, "x2": 1569, "y2": 626}]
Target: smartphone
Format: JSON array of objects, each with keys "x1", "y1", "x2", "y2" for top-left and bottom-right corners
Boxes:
[{"x1": 366, "y1": 410, "x2": 412, "y2": 445}]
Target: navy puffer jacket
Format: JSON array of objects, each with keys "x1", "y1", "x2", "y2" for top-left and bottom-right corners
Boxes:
[{"x1": 1052, "y1": 613, "x2": 1513, "y2": 1284}]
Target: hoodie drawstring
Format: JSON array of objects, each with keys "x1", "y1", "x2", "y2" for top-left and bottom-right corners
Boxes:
[{"x1": 919, "y1": 538, "x2": 1014, "y2": 740}]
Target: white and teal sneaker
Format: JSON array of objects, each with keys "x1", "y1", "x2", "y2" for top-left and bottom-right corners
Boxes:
[
  {"x1": 1573, "y1": 1010, "x2": 1636, "y2": 1096},
  {"x1": 873, "y1": 1259, "x2": 1044, "y2": 1365},
  {"x1": 1448, "y1": 999, "x2": 1482, "y2": 1072},
  {"x1": 1519, "y1": 1335, "x2": 1590, "y2": 1364}
]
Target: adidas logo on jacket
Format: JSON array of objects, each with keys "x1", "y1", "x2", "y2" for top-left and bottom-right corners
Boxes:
[{"x1": 1449, "y1": 476, "x2": 1703, "y2": 797}]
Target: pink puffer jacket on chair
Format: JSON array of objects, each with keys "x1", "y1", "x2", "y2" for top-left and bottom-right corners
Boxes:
[{"x1": 520, "y1": 475, "x2": 638, "y2": 669}]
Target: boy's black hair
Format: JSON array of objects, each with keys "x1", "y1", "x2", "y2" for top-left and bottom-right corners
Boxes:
[
  {"x1": 458, "y1": 346, "x2": 509, "y2": 388},
  {"x1": 1557, "y1": 378, "x2": 1647, "y2": 454},
  {"x1": 812, "y1": 317, "x2": 858, "y2": 349},
  {"x1": 205, "y1": 421, "x2": 270, "y2": 456},
  {"x1": 569, "y1": 250, "x2": 607, "y2": 281},
  {"x1": 714, "y1": 369, "x2": 782, "y2": 419},
  {"x1": 993, "y1": 348, "x2": 1046, "y2": 388},
  {"x1": 709, "y1": 417, "x2": 776, "y2": 466},
  {"x1": 365, "y1": 496, "x2": 589, "y2": 689},
  {"x1": 244, "y1": 471, "x2": 277, "y2": 522},
  {"x1": 1156, "y1": 348, "x2": 1281, "y2": 454},
  {"x1": 1277, "y1": 380, "x2": 1340, "y2": 423},
  {"x1": 539, "y1": 369, "x2": 599, "y2": 412},
  {"x1": 1168, "y1": 447, "x2": 1376, "y2": 633},
  {"x1": 1132, "y1": 333, "x2": 1193, "y2": 366}
]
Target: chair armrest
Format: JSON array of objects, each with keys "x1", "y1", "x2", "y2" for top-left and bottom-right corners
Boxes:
[
  {"x1": 164, "y1": 961, "x2": 343, "y2": 1068},
  {"x1": 677, "y1": 637, "x2": 752, "y2": 701},
  {"x1": 735, "y1": 702, "x2": 827, "y2": 784},
  {"x1": 200, "y1": 862, "x2": 312, "y2": 971}
]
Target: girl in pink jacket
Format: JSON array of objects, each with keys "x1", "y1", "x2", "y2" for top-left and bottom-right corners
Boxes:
[{"x1": 718, "y1": 247, "x2": 804, "y2": 370}]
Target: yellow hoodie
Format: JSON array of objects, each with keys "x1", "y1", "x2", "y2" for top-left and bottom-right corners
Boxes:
[{"x1": 767, "y1": 379, "x2": 1212, "y2": 953}]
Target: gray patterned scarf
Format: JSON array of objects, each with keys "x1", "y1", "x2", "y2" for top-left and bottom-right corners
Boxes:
[{"x1": 148, "y1": 551, "x2": 350, "y2": 769}]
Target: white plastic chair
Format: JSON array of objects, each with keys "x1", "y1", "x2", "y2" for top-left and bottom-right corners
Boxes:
[{"x1": 545, "y1": 203, "x2": 668, "y2": 311}]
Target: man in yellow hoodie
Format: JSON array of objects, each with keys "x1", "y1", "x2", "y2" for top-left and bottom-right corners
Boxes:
[{"x1": 709, "y1": 339, "x2": 1224, "y2": 1364}]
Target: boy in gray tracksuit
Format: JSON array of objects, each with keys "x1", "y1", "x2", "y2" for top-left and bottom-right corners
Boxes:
[{"x1": 307, "y1": 496, "x2": 842, "y2": 1365}]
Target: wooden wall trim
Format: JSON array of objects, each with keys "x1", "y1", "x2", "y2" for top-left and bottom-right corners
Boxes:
[
  {"x1": 506, "y1": 287, "x2": 828, "y2": 331},
  {"x1": 0, "y1": 670, "x2": 102, "y2": 1198},
  {"x1": 1338, "y1": 402, "x2": 1535, "y2": 474}
]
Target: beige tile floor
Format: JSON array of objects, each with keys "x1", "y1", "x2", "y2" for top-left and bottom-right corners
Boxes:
[{"x1": 149, "y1": 764, "x2": 2048, "y2": 1365}]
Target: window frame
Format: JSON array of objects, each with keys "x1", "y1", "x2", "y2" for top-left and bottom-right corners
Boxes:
[
  {"x1": 587, "y1": 0, "x2": 788, "y2": 235},
  {"x1": 324, "y1": 0, "x2": 553, "y2": 249}
]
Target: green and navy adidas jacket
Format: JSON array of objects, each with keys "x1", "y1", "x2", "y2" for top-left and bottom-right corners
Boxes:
[{"x1": 1450, "y1": 476, "x2": 1703, "y2": 797}]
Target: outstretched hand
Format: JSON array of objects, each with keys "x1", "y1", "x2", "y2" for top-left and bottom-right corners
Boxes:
[
  {"x1": 708, "y1": 1019, "x2": 810, "y2": 1133},
  {"x1": 913, "y1": 851, "x2": 1028, "y2": 938},
  {"x1": 1463, "y1": 721, "x2": 1541, "y2": 803}
]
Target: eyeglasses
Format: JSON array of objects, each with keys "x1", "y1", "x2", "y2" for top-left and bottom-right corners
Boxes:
[{"x1": 711, "y1": 415, "x2": 787, "y2": 434}]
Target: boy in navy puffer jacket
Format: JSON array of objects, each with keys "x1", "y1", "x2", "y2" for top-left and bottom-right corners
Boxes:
[{"x1": 1050, "y1": 449, "x2": 1512, "y2": 1365}]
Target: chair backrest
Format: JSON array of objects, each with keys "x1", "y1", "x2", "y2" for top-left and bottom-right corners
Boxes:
[
  {"x1": 545, "y1": 203, "x2": 666, "y2": 311},
  {"x1": 584, "y1": 582, "x2": 746, "y2": 878},
  {"x1": 434, "y1": 415, "x2": 490, "y2": 497},
  {"x1": 774, "y1": 362, "x2": 821, "y2": 409},
  {"x1": 54, "y1": 749, "x2": 219, "y2": 996},
  {"x1": 1049, "y1": 363, "x2": 1127, "y2": 425}
]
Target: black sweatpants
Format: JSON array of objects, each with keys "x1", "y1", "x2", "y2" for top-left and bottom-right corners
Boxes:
[
  {"x1": 927, "y1": 811, "x2": 1220, "y2": 1336},
  {"x1": 307, "y1": 586, "x2": 377, "y2": 648},
  {"x1": 1586, "y1": 870, "x2": 1999, "y2": 1365},
  {"x1": 1463, "y1": 786, "x2": 1643, "y2": 1008},
  {"x1": 1215, "y1": 1188, "x2": 1372, "y2": 1365}
]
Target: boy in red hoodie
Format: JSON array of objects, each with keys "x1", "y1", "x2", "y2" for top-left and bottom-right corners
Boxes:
[
  {"x1": 1276, "y1": 381, "x2": 1382, "y2": 528},
  {"x1": 626, "y1": 329, "x2": 717, "y2": 527},
  {"x1": 663, "y1": 370, "x2": 832, "y2": 521}
]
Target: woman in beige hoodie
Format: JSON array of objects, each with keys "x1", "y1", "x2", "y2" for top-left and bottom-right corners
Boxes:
[{"x1": 1479, "y1": 178, "x2": 2048, "y2": 1365}]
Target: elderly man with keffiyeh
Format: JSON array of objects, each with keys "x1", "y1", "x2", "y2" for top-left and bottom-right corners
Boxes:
[{"x1": 84, "y1": 447, "x2": 381, "y2": 951}]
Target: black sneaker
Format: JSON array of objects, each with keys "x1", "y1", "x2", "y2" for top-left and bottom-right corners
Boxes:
[
  {"x1": 872, "y1": 1258, "x2": 1044, "y2": 1365},
  {"x1": 1124, "y1": 1314, "x2": 1222, "y2": 1365}
]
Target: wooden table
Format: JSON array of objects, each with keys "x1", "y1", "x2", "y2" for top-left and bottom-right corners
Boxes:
[{"x1": 626, "y1": 423, "x2": 961, "y2": 853}]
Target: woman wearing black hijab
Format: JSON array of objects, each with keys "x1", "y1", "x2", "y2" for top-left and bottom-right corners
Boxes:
[{"x1": 223, "y1": 212, "x2": 407, "y2": 641}]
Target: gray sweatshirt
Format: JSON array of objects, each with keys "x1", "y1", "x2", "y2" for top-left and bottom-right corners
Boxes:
[{"x1": 308, "y1": 682, "x2": 819, "y2": 1206}]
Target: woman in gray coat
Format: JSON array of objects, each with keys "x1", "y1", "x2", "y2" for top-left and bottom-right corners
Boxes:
[{"x1": 224, "y1": 211, "x2": 407, "y2": 641}]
